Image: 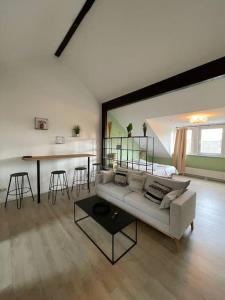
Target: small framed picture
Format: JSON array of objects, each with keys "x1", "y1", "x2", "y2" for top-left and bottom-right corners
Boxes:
[
  {"x1": 55, "y1": 136, "x2": 65, "y2": 144},
  {"x1": 35, "y1": 117, "x2": 48, "y2": 130}
]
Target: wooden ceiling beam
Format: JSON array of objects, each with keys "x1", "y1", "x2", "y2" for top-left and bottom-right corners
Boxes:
[{"x1": 55, "y1": 0, "x2": 95, "y2": 57}]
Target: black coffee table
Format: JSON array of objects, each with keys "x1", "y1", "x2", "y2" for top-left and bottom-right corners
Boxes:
[{"x1": 74, "y1": 196, "x2": 137, "y2": 264}]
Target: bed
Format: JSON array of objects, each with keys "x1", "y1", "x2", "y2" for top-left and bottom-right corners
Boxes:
[{"x1": 122, "y1": 159, "x2": 178, "y2": 178}]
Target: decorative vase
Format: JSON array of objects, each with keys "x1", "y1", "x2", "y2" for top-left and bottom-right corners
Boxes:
[
  {"x1": 108, "y1": 121, "x2": 112, "y2": 138},
  {"x1": 143, "y1": 128, "x2": 147, "y2": 137}
]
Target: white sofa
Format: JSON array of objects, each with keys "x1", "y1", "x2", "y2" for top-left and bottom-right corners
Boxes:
[{"x1": 95, "y1": 171, "x2": 196, "y2": 249}]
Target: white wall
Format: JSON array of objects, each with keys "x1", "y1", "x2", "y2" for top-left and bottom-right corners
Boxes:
[{"x1": 0, "y1": 57, "x2": 101, "y2": 202}]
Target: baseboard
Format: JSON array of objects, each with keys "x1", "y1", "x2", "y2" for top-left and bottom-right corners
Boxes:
[{"x1": 185, "y1": 167, "x2": 225, "y2": 182}]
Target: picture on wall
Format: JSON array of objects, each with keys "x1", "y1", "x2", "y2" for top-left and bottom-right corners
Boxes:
[{"x1": 35, "y1": 117, "x2": 48, "y2": 130}]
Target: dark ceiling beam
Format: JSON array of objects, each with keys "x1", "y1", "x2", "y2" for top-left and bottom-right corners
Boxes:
[
  {"x1": 55, "y1": 0, "x2": 95, "y2": 57},
  {"x1": 102, "y1": 56, "x2": 225, "y2": 111}
]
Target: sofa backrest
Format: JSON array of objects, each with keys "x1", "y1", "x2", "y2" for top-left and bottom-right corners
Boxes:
[{"x1": 144, "y1": 173, "x2": 190, "y2": 191}]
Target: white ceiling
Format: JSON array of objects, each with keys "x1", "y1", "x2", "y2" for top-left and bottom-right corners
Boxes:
[
  {"x1": 61, "y1": 0, "x2": 225, "y2": 102},
  {"x1": 1, "y1": 0, "x2": 225, "y2": 103},
  {"x1": 0, "y1": 0, "x2": 85, "y2": 64}
]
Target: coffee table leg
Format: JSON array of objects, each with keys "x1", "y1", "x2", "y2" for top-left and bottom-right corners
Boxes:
[{"x1": 112, "y1": 234, "x2": 114, "y2": 264}]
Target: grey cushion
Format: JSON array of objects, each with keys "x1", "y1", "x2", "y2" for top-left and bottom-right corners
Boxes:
[
  {"x1": 102, "y1": 170, "x2": 114, "y2": 184},
  {"x1": 128, "y1": 174, "x2": 145, "y2": 193},
  {"x1": 144, "y1": 181, "x2": 172, "y2": 204},
  {"x1": 124, "y1": 192, "x2": 169, "y2": 225},
  {"x1": 114, "y1": 169, "x2": 127, "y2": 186},
  {"x1": 117, "y1": 167, "x2": 144, "y2": 184},
  {"x1": 96, "y1": 182, "x2": 131, "y2": 201},
  {"x1": 144, "y1": 173, "x2": 190, "y2": 191},
  {"x1": 160, "y1": 189, "x2": 184, "y2": 209}
]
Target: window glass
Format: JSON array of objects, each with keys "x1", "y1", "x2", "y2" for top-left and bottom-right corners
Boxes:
[
  {"x1": 200, "y1": 128, "x2": 223, "y2": 155},
  {"x1": 186, "y1": 129, "x2": 192, "y2": 154}
]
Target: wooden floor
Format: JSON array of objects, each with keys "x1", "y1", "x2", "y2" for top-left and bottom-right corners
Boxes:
[{"x1": 1, "y1": 177, "x2": 225, "y2": 300}]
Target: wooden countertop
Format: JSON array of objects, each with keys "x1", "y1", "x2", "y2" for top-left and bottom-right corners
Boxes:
[{"x1": 22, "y1": 154, "x2": 96, "y2": 161}]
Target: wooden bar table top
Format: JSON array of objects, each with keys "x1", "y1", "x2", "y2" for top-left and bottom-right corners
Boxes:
[{"x1": 22, "y1": 153, "x2": 96, "y2": 203}]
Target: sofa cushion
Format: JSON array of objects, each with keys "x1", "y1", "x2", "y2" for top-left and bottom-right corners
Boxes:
[
  {"x1": 144, "y1": 181, "x2": 172, "y2": 204},
  {"x1": 144, "y1": 173, "x2": 190, "y2": 191},
  {"x1": 128, "y1": 173, "x2": 145, "y2": 193},
  {"x1": 96, "y1": 182, "x2": 131, "y2": 201},
  {"x1": 117, "y1": 167, "x2": 144, "y2": 184},
  {"x1": 114, "y1": 169, "x2": 127, "y2": 186},
  {"x1": 160, "y1": 189, "x2": 184, "y2": 209},
  {"x1": 124, "y1": 192, "x2": 169, "y2": 225},
  {"x1": 102, "y1": 170, "x2": 114, "y2": 184}
]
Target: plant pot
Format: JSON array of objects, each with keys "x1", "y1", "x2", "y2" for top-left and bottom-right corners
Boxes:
[
  {"x1": 72, "y1": 130, "x2": 80, "y2": 137},
  {"x1": 128, "y1": 132, "x2": 132, "y2": 138}
]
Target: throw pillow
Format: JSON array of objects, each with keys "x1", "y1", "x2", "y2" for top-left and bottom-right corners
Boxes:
[
  {"x1": 114, "y1": 169, "x2": 127, "y2": 186},
  {"x1": 160, "y1": 189, "x2": 184, "y2": 209},
  {"x1": 128, "y1": 174, "x2": 145, "y2": 193},
  {"x1": 144, "y1": 173, "x2": 190, "y2": 192},
  {"x1": 144, "y1": 181, "x2": 172, "y2": 204},
  {"x1": 102, "y1": 170, "x2": 114, "y2": 184}
]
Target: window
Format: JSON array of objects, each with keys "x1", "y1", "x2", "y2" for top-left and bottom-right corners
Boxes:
[
  {"x1": 184, "y1": 125, "x2": 225, "y2": 157},
  {"x1": 200, "y1": 127, "x2": 223, "y2": 155},
  {"x1": 186, "y1": 129, "x2": 193, "y2": 154}
]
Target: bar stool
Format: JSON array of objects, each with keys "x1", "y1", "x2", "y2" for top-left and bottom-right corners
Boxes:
[
  {"x1": 5, "y1": 172, "x2": 34, "y2": 209},
  {"x1": 71, "y1": 167, "x2": 87, "y2": 193},
  {"x1": 91, "y1": 162, "x2": 101, "y2": 183},
  {"x1": 48, "y1": 170, "x2": 70, "y2": 205}
]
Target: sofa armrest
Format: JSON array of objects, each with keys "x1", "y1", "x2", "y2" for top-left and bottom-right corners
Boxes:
[{"x1": 170, "y1": 190, "x2": 196, "y2": 239}]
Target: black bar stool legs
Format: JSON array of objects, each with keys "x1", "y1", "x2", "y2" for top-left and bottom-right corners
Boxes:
[
  {"x1": 48, "y1": 170, "x2": 70, "y2": 205},
  {"x1": 91, "y1": 162, "x2": 101, "y2": 183},
  {"x1": 5, "y1": 172, "x2": 34, "y2": 209},
  {"x1": 71, "y1": 167, "x2": 87, "y2": 194}
]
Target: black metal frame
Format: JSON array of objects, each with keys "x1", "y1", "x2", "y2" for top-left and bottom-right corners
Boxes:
[
  {"x1": 103, "y1": 136, "x2": 154, "y2": 173},
  {"x1": 101, "y1": 56, "x2": 225, "y2": 165},
  {"x1": 74, "y1": 202, "x2": 137, "y2": 265},
  {"x1": 48, "y1": 171, "x2": 70, "y2": 205},
  {"x1": 5, "y1": 173, "x2": 34, "y2": 209}
]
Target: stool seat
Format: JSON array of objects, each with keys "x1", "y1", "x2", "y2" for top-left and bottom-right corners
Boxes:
[
  {"x1": 51, "y1": 170, "x2": 66, "y2": 175},
  {"x1": 11, "y1": 172, "x2": 28, "y2": 177},
  {"x1": 75, "y1": 167, "x2": 87, "y2": 171},
  {"x1": 92, "y1": 162, "x2": 101, "y2": 166}
]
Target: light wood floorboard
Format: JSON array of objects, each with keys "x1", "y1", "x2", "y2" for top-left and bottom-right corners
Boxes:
[{"x1": 0, "y1": 177, "x2": 225, "y2": 300}]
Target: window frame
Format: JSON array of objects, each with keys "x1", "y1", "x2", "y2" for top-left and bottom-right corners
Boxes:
[{"x1": 185, "y1": 124, "x2": 225, "y2": 158}]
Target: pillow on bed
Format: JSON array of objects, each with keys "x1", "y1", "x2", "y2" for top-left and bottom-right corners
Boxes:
[{"x1": 144, "y1": 181, "x2": 172, "y2": 204}]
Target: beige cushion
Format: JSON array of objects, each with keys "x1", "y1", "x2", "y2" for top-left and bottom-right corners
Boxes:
[
  {"x1": 124, "y1": 192, "x2": 169, "y2": 225},
  {"x1": 128, "y1": 174, "x2": 145, "y2": 193},
  {"x1": 160, "y1": 189, "x2": 184, "y2": 209},
  {"x1": 96, "y1": 182, "x2": 131, "y2": 201},
  {"x1": 144, "y1": 173, "x2": 190, "y2": 191},
  {"x1": 117, "y1": 167, "x2": 144, "y2": 184},
  {"x1": 102, "y1": 170, "x2": 114, "y2": 184}
]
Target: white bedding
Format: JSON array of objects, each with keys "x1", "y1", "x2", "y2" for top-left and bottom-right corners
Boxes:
[{"x1": 125, "y1": 159, "x2": 178, "y2": 178}]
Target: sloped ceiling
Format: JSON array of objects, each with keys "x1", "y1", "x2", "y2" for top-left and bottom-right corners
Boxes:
[
  {"x1": 0, "y1": 0, "x2": 85, "y2": 64},
  {"x1": 61, "y1": 0, "x2": 225, "y2": 102}
]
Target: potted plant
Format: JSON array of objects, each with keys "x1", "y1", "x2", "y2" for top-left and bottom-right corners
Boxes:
[
  {"x1": 143, "y1": 122, "x2": 147, "y2": 137},
  {"x1": 126, "y1": 123, "x2": 133, "y2": 137},
  {"x1": 73, "y1": 125, "x2": 80, "y2": 137}
]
